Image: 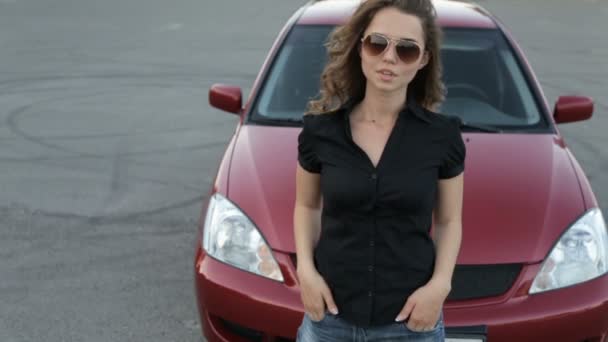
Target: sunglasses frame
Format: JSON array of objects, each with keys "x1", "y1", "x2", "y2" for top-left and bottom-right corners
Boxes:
[{"x1": 360, "y1": 32, "x2": 424, "y2": 64}]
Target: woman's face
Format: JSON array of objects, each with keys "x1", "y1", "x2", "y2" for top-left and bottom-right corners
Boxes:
[{"x1": 360, "y1": 7, "x2": 429, "y2": 95}]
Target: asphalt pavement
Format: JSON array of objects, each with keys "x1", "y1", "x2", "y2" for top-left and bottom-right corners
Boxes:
[{"x1": 0, "y1": 0, "x2": 606, "y2": 341}]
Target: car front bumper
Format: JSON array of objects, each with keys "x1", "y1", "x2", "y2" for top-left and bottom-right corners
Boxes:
[{"x1": 194, "y1": 246, "x2": 608, "y2": 342}]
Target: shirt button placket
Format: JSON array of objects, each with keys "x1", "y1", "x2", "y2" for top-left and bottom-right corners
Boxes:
[
  {"x1": 368, "y1": 172, "x2": 378, "y2": 324},
  {"x1": 362, "y1": 168, "x2": 379, "y2": 325}
]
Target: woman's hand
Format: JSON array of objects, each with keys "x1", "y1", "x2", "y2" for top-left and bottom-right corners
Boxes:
[
  {"x1": 394, "y1": 279, "x2": 450, "y2": 332},
  {"x1": 297, "y1": 264, "x2": 339, "y2": 322}
]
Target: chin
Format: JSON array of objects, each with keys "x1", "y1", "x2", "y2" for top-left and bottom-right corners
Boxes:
[{"x1": 371, "y1": 81, "x2": 405, "y2": 94}]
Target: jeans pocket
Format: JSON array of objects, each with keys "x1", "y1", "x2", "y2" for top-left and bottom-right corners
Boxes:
[
  {"x1": 307, "y1": 311, "x2": 331, "y2": 324},
  {"x1": 401, "y1": 312, "x2": 444, "y2": 334}
]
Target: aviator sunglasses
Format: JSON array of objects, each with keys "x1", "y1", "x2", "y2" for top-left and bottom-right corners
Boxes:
[{"x1": 360, "y1": 32, "x2": 422, "y2": 64}]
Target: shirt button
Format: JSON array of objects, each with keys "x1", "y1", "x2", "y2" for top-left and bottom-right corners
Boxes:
[
  {"x1": 369, "y1": 241, "x2": 375, "y2": 247},
  {"x1": 368, "y1": 291, "x2": 373, "y2": 297},
  {"x1": 368, "y1": 265, "x2": 374, "y2": 271},
  {"x1": 370, "y1": 173, "x2": 377, "y2": 180}
]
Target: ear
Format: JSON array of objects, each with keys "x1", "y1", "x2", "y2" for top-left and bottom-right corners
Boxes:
[{"x1": 418, "y1": 51, "x2": 430, "y2": 70}]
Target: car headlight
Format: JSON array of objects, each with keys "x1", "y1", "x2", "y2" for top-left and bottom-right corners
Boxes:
[
  {"x1": 202, "y1": 193, "x2": 284, "y2": 282},
  {"x1": 530, "y1": 208, "x2": 608, "y2": 294}
]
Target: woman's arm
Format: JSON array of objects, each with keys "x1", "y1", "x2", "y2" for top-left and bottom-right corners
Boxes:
[
  {"x1": 429, "y1": 172, "x2": 464, "y2": 293},
  {"x1": 294, "y1": 164, "x2": 322, "y2": 271},
  {"x1": 294, "y1": 164, "x2": 338, "y2": 320},
  {"x1": 395, "y1": 172, "x2": 464, "y2": 331}
]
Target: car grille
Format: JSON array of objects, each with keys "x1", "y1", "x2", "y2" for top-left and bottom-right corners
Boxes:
[
  {"x1": 219, "y1": 318, "x2": 295, "y2": 341},
  {"x1": 289, "y1": 254, "x2": 522, "y2": 301},
  {"x1": 448, "y1": 264, "x2": 522, "y2": 300}
]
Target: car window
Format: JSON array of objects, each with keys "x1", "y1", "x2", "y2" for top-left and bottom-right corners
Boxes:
[{"x1": 251, "y1": 25, "x2": 547, "y2": 131}]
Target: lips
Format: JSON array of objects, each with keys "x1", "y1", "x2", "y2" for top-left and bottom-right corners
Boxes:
[
  {"x1": 377, "y1": 69, "x2": 396, "y2": 76},
  {"x1": 377, "y1": 69, "x2": 397, "y2": 81}
]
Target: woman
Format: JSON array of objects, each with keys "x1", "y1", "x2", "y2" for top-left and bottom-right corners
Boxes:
[{"x1": 293, "y1": 0, "x2": 465, "y2": 341}]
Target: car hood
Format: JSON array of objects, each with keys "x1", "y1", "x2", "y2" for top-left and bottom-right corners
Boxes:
[{"x1": 227, "y1": 125, "x2": 584, "y2": 264}]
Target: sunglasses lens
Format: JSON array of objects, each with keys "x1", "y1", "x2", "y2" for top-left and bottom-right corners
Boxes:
[
  {"x1": 362, "y1": 34, "x2": 422, "y2": 64},
  {"x1": 395, "y1": 42, "x2": 421, "y2": 63},
  {"x1": 363, "y1": 34, "x2": 389, "y2": 56}
]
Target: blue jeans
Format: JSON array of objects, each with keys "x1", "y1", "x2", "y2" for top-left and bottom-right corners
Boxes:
[{"x1": 296, "y1": 311, "x2": 445, "y2": 342}]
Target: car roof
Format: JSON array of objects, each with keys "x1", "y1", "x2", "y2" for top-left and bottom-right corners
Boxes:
[{"x1": 297, "y1": 0, "x2": 497, "y2": 29}]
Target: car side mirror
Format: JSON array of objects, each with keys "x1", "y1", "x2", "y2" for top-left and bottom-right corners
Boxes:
[
  {"x1": 209, "y1": 84, "x2": 242, "y2": 115},
  {"x1": 553, "y1": 96, "x2": 593, "y2": 124}
]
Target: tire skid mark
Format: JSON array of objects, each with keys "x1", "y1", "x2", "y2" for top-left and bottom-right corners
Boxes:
[
  {"x1": 4, "y1": 86, "x2": 228, "y2": 158},
  {"x1": 0, "y1": 195, "x2": 203, "y2": 225},
  {"x1": 0, "y1": 76, "x2": 223, "y2": 219}
]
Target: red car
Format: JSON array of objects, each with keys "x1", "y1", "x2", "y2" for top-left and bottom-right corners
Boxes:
[{"x1": 194, "y1": 0, "x2": 608, "y2": 341}]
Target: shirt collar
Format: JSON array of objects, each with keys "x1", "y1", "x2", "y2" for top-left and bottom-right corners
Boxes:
[
  {"x1": 340, "y1": 94, "x2": 432, "y2": 124},
  {"x1": 405, "y1": 95, "x2": 433, "y2": 124}
]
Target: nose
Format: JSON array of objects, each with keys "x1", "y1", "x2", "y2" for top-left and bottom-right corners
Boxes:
[{"x1": 382, "y1": 42, "x2": 398, "y2": 64}]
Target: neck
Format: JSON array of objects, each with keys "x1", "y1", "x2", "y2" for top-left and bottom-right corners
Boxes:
[{"x1": 358, "y1": 87, "x2": 407, "y2": 122}]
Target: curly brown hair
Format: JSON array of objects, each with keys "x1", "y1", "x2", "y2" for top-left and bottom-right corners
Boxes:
[{"x1": 305, "y1": 0, "x2": 445, "y2": 115}]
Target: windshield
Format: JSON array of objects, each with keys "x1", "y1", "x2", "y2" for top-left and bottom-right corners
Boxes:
[{"x1": 251, "y1": 25, "x2": 548, "y2": 132}]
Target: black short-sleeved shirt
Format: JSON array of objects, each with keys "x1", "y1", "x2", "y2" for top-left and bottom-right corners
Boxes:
[{"x1": 297, "y1": 96, "x2": 466, "y2": 327}]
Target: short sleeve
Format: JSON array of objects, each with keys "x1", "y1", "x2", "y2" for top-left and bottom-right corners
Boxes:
[
  {"x1": 438, "y1": 119, "x2": 466, "y2": 179},
  {"x1": 297, "y1": 115, "x2": 322, "y2": 173}
]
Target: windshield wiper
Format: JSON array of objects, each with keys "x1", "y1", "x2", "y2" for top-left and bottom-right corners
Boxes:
[
  {"x1": 459, "y1": 121, "x2": 502, "y2": 133},
  {"x1": 254, "y1": 115, "x2": 502, "y2": 132},
  {"x1": 250, "y1": 117, "x2": 303, "y2": 126}
]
